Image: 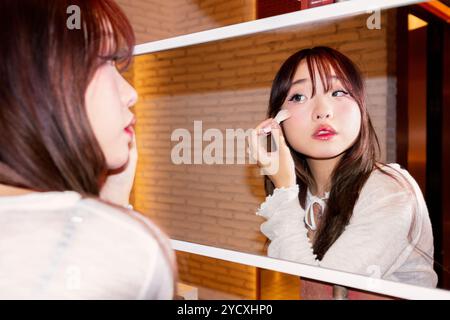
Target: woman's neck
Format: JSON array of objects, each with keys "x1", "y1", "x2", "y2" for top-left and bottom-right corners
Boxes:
[
  {"x1": 0, "y1": 183, "x2": 34, "y2": 196},
  {"x1": 306, "y1": 154, "x2": 343, "y2": 197}
]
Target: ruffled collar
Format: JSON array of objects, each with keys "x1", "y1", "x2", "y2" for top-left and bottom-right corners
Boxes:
[
  {"x1": 305, "y1": 189, "x2": 329, "y2": 231},
  {"x1": 306, "y1": 189, "x2": 329, "y2": 204}
]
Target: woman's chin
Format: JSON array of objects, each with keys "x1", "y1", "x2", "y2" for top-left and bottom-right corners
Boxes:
[
  {"x1": 106, "y1": 150, "x2": 130, "y2": 171},
  {"x1": 301, "y1": 148, "x2": 345, "y2": 160}
]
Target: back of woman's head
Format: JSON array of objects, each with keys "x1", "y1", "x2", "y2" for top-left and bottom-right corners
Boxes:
[{"x1": 0, "y1": 0, "x2": 135, "y2": 196}]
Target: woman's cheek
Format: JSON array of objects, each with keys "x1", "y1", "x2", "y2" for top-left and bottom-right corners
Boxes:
[
  {"x1": 282, "y1": 115, "x2": 309, "y2": 152},
  {"x1": 339, "y1": 101, "x2": 362, "y2": 140}
]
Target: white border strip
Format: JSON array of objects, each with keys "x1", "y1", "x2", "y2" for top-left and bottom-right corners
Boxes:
[
  {"x1": 134, "y1": 0, "x2": 425, "y2": 55},
  {"x1": 171, "y1": 239, "x2": 450, "y2": 300}
]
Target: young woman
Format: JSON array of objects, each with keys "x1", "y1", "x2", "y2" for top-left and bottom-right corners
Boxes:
[
  {"x1": 0, "y1": 0, "x2": 176, "y2": 299},
  {"x1": 250, "y1": 47, "x2": 437, "y2": 295}
]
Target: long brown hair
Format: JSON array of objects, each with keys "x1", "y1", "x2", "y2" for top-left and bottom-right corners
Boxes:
[
  {"x1": 0, "y1": 0, "x2": 177, "y2": 297},
  {"x1": 0, "y1": 0, "x2": 134, "y2": 195},
  {"x1": 265, "y1": 46, "x2": 398, "y2": 260}
]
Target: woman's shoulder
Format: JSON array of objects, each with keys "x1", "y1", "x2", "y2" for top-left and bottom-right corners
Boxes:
[
  {"x1": 77, "y1": 197, "x2": 172, "y2": 255},
  {"x1": 0, "y1": 190, "x2": 171, "y2": 261},
  {"x1": 355, "y1": 162, "x2": 422, "y2": 212},
  {"x1": 0, "y1": 192, "x2": 174, "y2": 299},
  {"x1": 364, "y1": 162, "x2": 417, "y2": 196},
  {"x1": 0, "y1": 190, "x2": 171, "y2": 254},
  {"x1": 74, "y1": 198, "x2": 175, "y2": 298}
]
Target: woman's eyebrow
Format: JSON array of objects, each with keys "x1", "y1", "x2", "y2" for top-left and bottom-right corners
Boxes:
[
  {"x1": 291, "y1": 78, "x2": 308, "y2": 86},
  {"x1": 291, "y1": 75, "x2": 340, "y2": 85},
  {"x1": 330, "y1": 75, "x2": 342, "y2": 82},
  {"x1": 288, "y1": 76, "x2": 343, "y2": 94}
]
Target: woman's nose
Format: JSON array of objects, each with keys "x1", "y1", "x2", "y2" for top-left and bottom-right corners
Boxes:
[
  {"x1": 123, "y1": 81, "x2": 138, "y2": 108},
  {"x1": 314, "y1": 112, "x2": 332, "y2": 120},
  {"x1": 312, "y1": 100, "x2": 333, "y2": 120},
  {"x1": 126, "y1": 86, "x2": 138, "y2": 108}
]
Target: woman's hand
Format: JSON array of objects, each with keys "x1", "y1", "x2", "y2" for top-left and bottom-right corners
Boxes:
[
  {"x1": 248, "y1": 118, "x2": 296, "y2": 189},
  {"x1": 99, "y1": 135, "x2": 138, "y2": 207}
]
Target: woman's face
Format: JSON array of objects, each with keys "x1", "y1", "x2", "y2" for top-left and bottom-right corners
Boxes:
[
  {"x1": 85, "y1": 60, "x2": 138, "y2": 169},
  {"x1": 281, "y1": 60, "x2": 361, "y2": 159}
]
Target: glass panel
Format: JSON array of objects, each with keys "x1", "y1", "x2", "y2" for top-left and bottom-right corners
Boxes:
[{"x1": 125, "y1": 3, "x2": 450, "y2": 295}]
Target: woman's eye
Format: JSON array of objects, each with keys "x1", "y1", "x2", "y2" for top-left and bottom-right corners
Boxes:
[
  {"x1": 332, "y1": 90, "x2": 348, "y2": 97},
  {"x1": 289, "y1": 94, "x2": 307, "y2": 103}
]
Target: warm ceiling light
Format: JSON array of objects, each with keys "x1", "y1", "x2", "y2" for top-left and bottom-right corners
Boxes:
[
  {"x1": 419, "y1": 1, "x2": 450, "y2": 23},
  {"x1": 408, "y1": 14, "x2": 428, "y2": 31}
]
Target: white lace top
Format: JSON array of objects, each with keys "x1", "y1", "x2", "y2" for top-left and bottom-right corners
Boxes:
[
  {"x1": 0, "y1": 191, "x2": 174, "y2": 299},
  {"x1": 257, "y1": 163, "x2": 438, "y2": 288}
]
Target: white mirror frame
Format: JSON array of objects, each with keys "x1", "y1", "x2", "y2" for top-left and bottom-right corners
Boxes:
[{"x1": 172, "y1": 240, "x2": 450, "y2": 300}]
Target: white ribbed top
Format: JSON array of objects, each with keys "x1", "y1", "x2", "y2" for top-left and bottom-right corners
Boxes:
[{"x1": 0, "y1": 192, "x2": 174, "y2": 299}]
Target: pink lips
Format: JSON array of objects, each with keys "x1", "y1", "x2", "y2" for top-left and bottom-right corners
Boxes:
[
  {"x1": 124, "y1": 126, "x2": 134, "y2": 136},
  {"x1": 124, "y1": 117, "x2": 136, "y2": 137},
  {"x1": 312, "y1": 125, "x2": 337, "y2": 140}
]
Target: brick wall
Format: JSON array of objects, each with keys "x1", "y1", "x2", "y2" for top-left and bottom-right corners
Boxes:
[
  {"x1": 115, "y1": 0, "x2": 173, "y2": 43},
  {"x1": 176, "y1": 251, "x2": 257, "y2": 299},
  {"x1": 117, "y1": 0, "x2": 254, "y2": 44},
  {"x1": 117, "y1": 1, "x2": 398, "y2": 299}
]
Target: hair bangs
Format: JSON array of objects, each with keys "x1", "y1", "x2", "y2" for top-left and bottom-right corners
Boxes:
[
  {"x1": 302, "y1": 52, "x2": 359, "y2": 101},
  {"x1": 90, "y1": 0, "x2": 135, "y2": 72}
]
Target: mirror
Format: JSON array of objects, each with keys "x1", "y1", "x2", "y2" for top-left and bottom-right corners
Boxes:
[{"x1": 117, "y1": 1, "x2": 450, "y2": 297}]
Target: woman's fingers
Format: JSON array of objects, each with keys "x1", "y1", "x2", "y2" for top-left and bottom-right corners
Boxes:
[
  {"x1": 249, "y1": 117, "x2": 296, "y2": 187},
  {"x1": 255, "y1": 118, "x2": 276, "y2": 135},
  {"x1": 249, "y1": 118, "x2": 275, "y2": 167},
  {"x1": 249, "y1": 129, "x2": 271, "y2": 167},
  {"x1": 248, "y1": 118, "x2": 283, "y2": 168},
  {"x1": 270, "y1": 122, "x2": 288, "y2": 150},
  {"x1": 128, "y1": 134, "x2": 138, "y2": 169}
]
